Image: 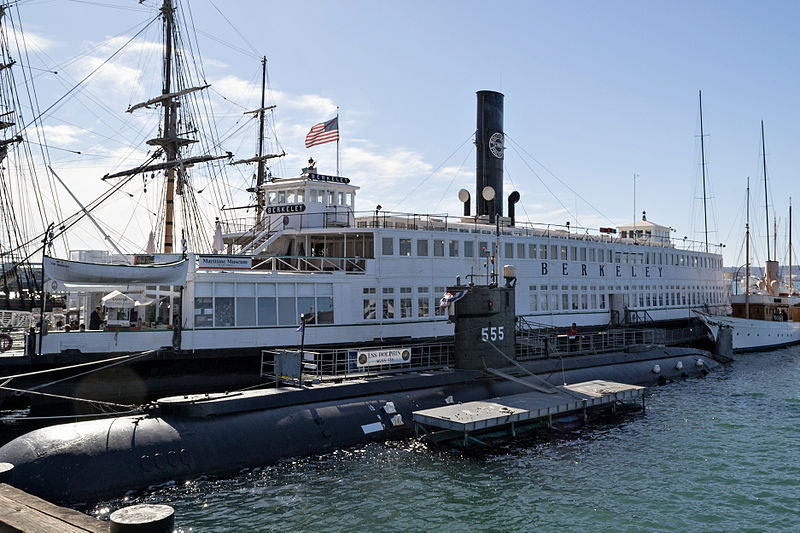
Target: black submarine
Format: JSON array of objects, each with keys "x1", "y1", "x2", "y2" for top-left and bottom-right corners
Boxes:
[{"x1": 0, "y1": 267, "x2": 720, "y2": 503}]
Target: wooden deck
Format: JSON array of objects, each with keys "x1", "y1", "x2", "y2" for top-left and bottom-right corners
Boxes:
[{"x1": 0, "y1": 483, "x2": 108, "y2": 532}]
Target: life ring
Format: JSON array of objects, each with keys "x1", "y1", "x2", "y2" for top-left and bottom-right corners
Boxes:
[{"x1": 0, "y1": 333, "x2": 12, "y2": 352}]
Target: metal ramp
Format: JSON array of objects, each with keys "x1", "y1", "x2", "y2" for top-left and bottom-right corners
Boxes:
[{"x1": 413, "y1": 380, "x2": 645, "y2": 447}]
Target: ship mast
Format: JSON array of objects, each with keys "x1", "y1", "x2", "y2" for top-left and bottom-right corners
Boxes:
[
  {"x1": 699, "y1": 90, "x2": 709, "y2": 253},
  {"x1": 161, "y1": 0, "x2": 177, "y2": 253},
  {"x1": 230, "y1": 58, "x2": 285, "y2": 225},
  {"x1": 762, "y1": 120, "x2": 770, "y2": 262},
  {"x1": 745, "y1": 177, "x2": 750, "y2": 319},
  {"x1": 256, "y1": 57, "x2": 267, "y2": 221}
]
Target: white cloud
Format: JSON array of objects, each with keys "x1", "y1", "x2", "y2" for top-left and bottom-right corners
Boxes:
[{"x1": 42, "y1": 124, "x2": 83, "y2": 146}]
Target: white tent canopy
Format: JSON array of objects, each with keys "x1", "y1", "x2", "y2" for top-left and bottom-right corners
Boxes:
[{"x1": 101, "y1": 290, "x2": 136, "y2": 309}]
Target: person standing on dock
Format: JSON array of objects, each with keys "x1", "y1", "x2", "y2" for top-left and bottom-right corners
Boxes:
[
  {"x1": 89, "y1": 307, "x2": 102, "y2": 330},
  {"x1": 569, "y1": 323, "x2": 579, "y2": 352}
]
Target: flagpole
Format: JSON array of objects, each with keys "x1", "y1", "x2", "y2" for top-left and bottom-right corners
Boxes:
[{"x1": 336, "y1": 107, "x2": 340, "y2": 176}]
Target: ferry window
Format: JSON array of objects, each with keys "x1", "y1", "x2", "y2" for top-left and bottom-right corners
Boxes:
[
  {"x1": 417, "y1": 288, "x2": 429, "y2": 317},
  {"x1": 540, "y1": 291, "x2": 548, "y2": 311},
  {"x1": 434, "y1": 239, "x2": 445, "y2": 257},
  {"x1": 214, "y1": 283, "x2": 234, "y2": 327},
  {"x1": 540, "y1": 245, "x2": 547, "y2": 259},
  {"x1": 382, "y1": 288, "x2": 395, "y2": 319},
  {"x1": 287, "y1": 190, "x2": 296, "y2": 203},
  {"x1": 339, "y1": 192, "x2": 346, "y2": 205},
  {"x1": 615, "y1": 252, "x2": 621, "y2": 263},
  {"x1": 417, "y1": 239, "x2": 429, "y2": 256},
  {"x1": 562, "y1": 294, "x2": 569, "y2": 310},
  {"x1": 600, "y1": 294, "x2": 606, "y2": 309},
  {"x1": 194, "y1": 296, "x2": 213, "y2": 328},
  {"x1": 297, "y1": 190, "x2": 305, "y2": 202},
  {"x1": 659, "y1": 293, "x2": 664, "y2": 306},
  {"x1": 580, "y1": 248, "x2": 586, "y2": 262},
  {"x1": 399, "y1": 239, "x2": 411, "y2": 256},
  {"x1": 277, "y1": 191, "x2": 287, "y2": 203},
  {"x1": 382, "y1": 237, "x2": 394, "y2": 255},
  {"x1": 316, "y1": 296, "x2": 333, "y2": 324},
  {"x1": 581, "y1": 294, "x2": 588, "y2": 310},
  {"x1": 236, "y1": 284, "x2": 256, "y2": 327},
  {"x1": 560, "y1": 246, "x2": 568, "y2": 261},
  {"x1": 450, "y1": 240, "x2": 460, "y2": 257},
  {"x1": 591, "y1": 294, "x2": 597, "y2": 309},
  {"x1": 505, "y1": 243, "x2": 514, "y2": 258},
  {"x1": 517, "y1": 243, "x2": 525, "y2": 259},
  {"x1": 278, "y1": 297, "x2": 296, "y2": 325},
  {"x1": 549, "y1": 292, "x2": 558, "y2": 311},
  {"x1": 328, "y1": 191, "x2": 335, "y2": 204},
  {"x1": 298, "y1": 296, "x2": 315, "y2": 322},
  {"x1": 400, "y1": 296, "x2": 412, "y2": 318},
  {"x1": 464, "y1": 241, "x2": 474, "y2": 257},
  {"x1": 570, "y1": 247, "x2": 577, "y2": 261},
  {"x1": 346, "y1": 192, "x2": 353, "y2": 206},
  {"x1": 589, "y1": 248, "x2": 596, "y2": 262},
  {"x1": 363, "y1": 298, "x2": 376, "y2": 320},
  {"x1": 551, "y1": 245, "x2": 558, "y2": 259},
  {"x1": 571, "y1": 293, "x2": 578, "y2": 310},
  {"x1": 434, "y1": 286, "x2": 446, "y2": 316},
  {"x1": 529, "y1": 244, "x2": 537, "y2": 259},
  {"x1": 257, "y1": 296, "x2": 277, "y2": 325}
]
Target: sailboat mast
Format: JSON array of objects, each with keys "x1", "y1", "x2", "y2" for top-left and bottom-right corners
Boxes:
[
  {"x1": 761, "y1": 120, "x2": 770, "y2": 262},
  {"x1": 745, "y1": 177, "x2": 750, "y2": 319},
  {"x1": 162, "y1": 0, "x2": 177, "y2": 254},
  {"x1": 699, "y1": 91, "x2": 709, "y2": 253},
  {"x1": 255, "y1": 57, "x2": 267, "y2": 222},
  {"x1": 790, "y1": 198, "x2": 793, "y2": 297}
]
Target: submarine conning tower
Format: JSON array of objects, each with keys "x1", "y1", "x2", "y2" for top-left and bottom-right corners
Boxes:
[
  {"x1": 475, "y1": 90, "x2": 504, "y2": 223},
  {"x1": 450, "y1": 278, "x2": 516, "y2": 370}
]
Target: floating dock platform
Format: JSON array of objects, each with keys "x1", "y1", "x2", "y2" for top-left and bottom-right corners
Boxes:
[{"x1": 413, "y1": 380, "x2": 644, "y2": 447}]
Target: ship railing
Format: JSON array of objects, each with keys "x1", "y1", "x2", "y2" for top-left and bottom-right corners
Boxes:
[
  {"x1": 515, "y1": 327, "x2": 665, "y2": 360},
  {"x1": 251, "y1": 255, "x2": 366, "y2": 273},
  {"x1": 350, "y1": 211, "x2": 724, "y2": 254},
  {"x1": 262, "y1": 341, "x2": 454, "y2": 383}
]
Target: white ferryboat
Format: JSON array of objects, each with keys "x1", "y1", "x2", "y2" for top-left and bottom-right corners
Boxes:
[{"x1": 39, "y1": 91, "x2": 727, "y2": 357}]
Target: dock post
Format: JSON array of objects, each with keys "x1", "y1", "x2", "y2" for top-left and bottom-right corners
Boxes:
[
  {"x1": 0, "y1": 463, "x2": 12, "y2": 484},
  {"x1": 110, "y1": 504, "x2": 174, "y2": 533}
]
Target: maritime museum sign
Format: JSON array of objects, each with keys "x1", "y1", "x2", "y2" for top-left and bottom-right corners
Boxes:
[{"x1": 198, "y1": 256, "x2": 252, "y2": 270}]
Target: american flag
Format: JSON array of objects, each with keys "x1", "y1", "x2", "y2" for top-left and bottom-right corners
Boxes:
[{"x1": 305, "y1": 117, "x2": 339, "y2": 148}]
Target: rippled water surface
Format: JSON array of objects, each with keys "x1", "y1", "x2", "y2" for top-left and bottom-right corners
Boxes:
[{"x1": 89, "y1": 348, "x2": 800, "y2": 532}]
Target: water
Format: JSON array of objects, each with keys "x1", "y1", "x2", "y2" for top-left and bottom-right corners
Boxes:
[{"x1": 86, "y1": 348, "x2": 800, "y2": 532}]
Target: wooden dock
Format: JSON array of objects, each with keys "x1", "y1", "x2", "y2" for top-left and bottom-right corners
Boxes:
[
  {"x1": 413, "y1": 380, "x2": 645, "y2": 446},
  {"x1": 0, "y1": 483, "x2": 108, "y2": 532}
]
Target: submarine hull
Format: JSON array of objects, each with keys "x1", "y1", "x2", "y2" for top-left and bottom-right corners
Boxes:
[{"x1": 0, "y1": 349, "x2": 717, "y2": 503}]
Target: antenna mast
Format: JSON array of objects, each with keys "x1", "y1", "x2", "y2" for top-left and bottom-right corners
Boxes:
[
  {"x1": 762, "y1": 120, "x2": 770, "y2": 262},
  {"x1": 699, "y1": 90, "x2": 709, "y2": 253}
]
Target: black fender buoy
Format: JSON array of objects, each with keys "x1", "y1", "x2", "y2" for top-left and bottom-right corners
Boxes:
[{"x1": 0, "y1": 462, "x2": 13, "y2": 484}]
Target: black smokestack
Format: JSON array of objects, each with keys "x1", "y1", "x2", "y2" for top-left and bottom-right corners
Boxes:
[{"x1": 476, "y1": 90, "x2": 504, "y2": 222}]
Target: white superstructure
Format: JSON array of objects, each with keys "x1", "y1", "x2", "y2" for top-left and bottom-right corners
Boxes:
[{"x1": 41, "y1": 165, "x2": 727, "y2": 356}]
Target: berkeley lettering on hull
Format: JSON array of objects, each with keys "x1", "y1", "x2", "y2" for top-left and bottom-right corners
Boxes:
[
  {"x1": 198, "y1": 256, "x2": 252, "y2": 270},
  {"x1": 540, "y1": 262, "x2": 664, "y2": 278},
  {"x1": 356, "y1": 348, "x2": 411, "y2": 368},
  {"x1": 264, "y1": 204, "x2": 306, "y2": 214}
]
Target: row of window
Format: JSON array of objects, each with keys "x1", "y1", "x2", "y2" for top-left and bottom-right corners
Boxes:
[
  {"x1": 194, "y1": 282, "x2": 333, "y2": 328},
  {"x1": 380, "y1": 237, "x2": 721, "y2": 269},
  {"x1": 267, "y1": 189, "x2": 354, "y2": 207},
  {"x1": 362, "y1": 286, "x2": 447, "y2": 320},
  {"x1": 527, "y1": 284, "x2": 726, "y2": 312}
]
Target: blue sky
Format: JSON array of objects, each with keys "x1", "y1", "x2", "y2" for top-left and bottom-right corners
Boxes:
[{"x1": 8, "y1": 0, "x2": 800, "y2": 268}]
